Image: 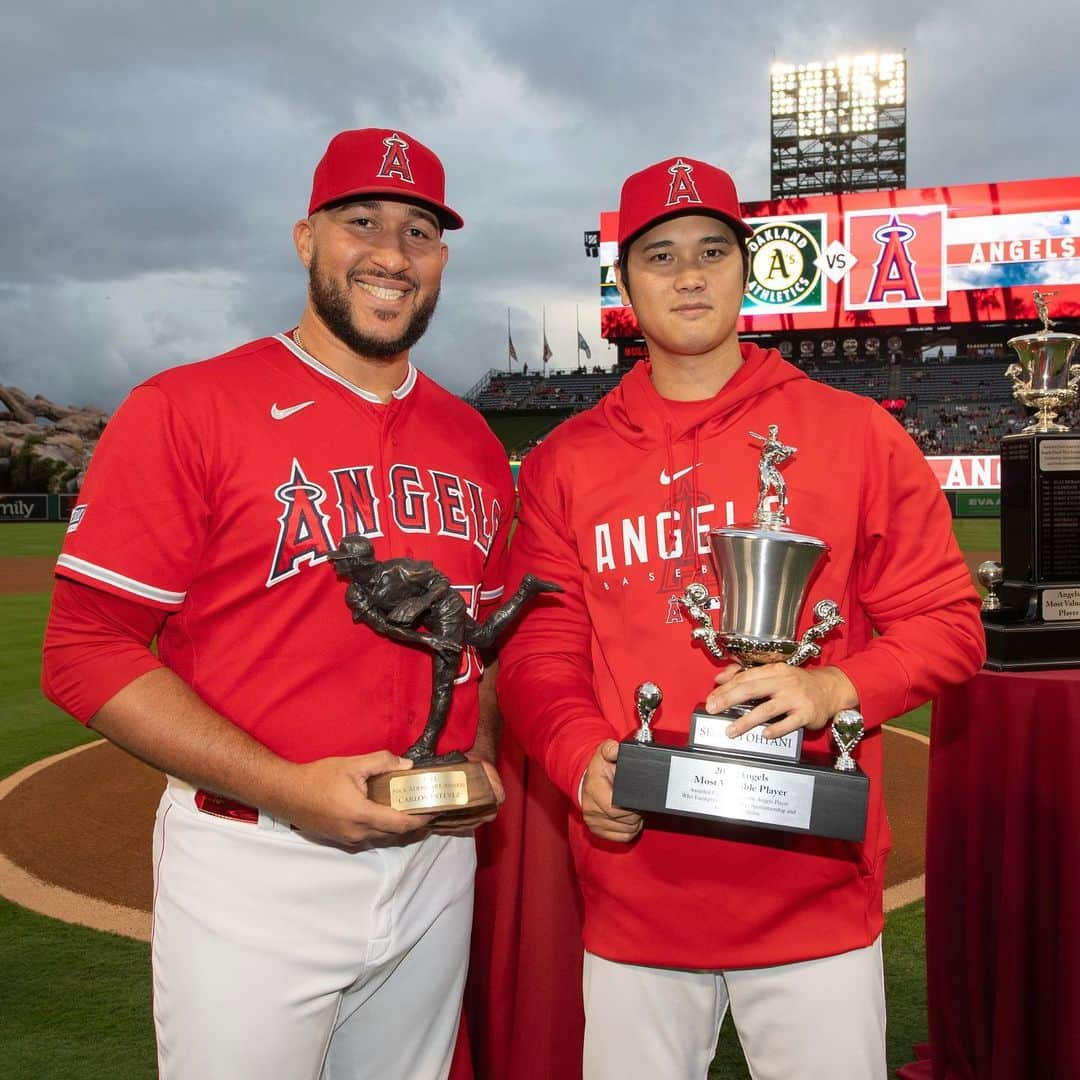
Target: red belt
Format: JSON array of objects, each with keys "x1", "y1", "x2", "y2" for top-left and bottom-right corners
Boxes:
[{"x1": 194, "y1": 789, "x2": 259, "y2": 824}]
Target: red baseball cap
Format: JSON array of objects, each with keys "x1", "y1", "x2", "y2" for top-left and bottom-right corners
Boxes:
[
  {"x1": 308, "y1": 128, "x2": 463, "y2": 230},
  {"x1": 617, "y1": 156, "x2": 752, "y2": 249}
]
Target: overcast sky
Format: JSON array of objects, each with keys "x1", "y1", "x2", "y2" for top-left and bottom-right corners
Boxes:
[{"x1": 2, "y1": 0, "x2": 1076, "y2": 410}]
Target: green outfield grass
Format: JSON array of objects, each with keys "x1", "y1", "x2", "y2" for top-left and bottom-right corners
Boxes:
[
  {"x1": 0, "y1": 518, "x2": 993, "y2": 1078},
  {"x1": 0, "y1": 593, "x2": 97, "y2": 777},
  {"x1": 483, "y1": 412, "x2": 569, "y2": 453},
  {"x1": 952, "y1": 517, "x2": 1000, "y2": 552},
  {"x1": 0, "y1": 900, "x2": 154, "y2": 1080},
  {"x1": 0, "y1": 522, "x2": 68, "y2": 557}
]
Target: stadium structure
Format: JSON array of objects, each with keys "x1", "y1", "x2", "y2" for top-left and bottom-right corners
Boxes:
[{"x1": 465, "y1": 54, "x2": 1080, "y2": 513}]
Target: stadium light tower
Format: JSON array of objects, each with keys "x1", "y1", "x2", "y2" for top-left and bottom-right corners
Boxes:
[{"x1": 770, "y1": 53, "x2": 907, "y2": 199}]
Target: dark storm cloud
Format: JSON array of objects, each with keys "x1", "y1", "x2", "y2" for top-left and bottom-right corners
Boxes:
[{"x1": 0, "y1": 0, "x2": 1076, "y2": 409}]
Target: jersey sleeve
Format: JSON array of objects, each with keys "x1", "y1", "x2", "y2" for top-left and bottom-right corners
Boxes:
[
  {"x1": 42, "y1": 577, "x2": 166, "y2": 724},
  {"x1": 55, "y1": 384, "x2": 210, "y2": 610},
  {"x1": 832, "y1": 406, "x2": 986, "y2": 727},
  {"x1": 497, "y1": 444, "x2": 616, "y2": 804}
]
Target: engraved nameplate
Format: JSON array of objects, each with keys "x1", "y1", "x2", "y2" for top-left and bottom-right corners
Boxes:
[
  {"x1": 689, "y1": 712, "x2": 803, "y2": 761},
  {"x1": 388, "y1": 770, "x2": 469, "y2": 811},
  {"x1": 1039, "y1": 439, "x2": 1080, "y2": 472},
  {"x1": 664, "y1": 755, "x2": 815, "y2": 829},
  {"x1": 1043, "y1": 587, "x2": 1080, "y2": 622}
]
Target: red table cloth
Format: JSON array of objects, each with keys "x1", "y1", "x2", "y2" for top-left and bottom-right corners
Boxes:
[{"x1": 924, "y1": 668, "x2": 1080, "y2": 1079}]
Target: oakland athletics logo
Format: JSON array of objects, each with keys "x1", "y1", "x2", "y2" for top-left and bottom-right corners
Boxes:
[
  {"x1": 666, "y1": 159, "x2": 702, "y2": 206},
  {"x1": 377, "y1": 132, "x2": 415, "y2": 184},
  {"x1": 744, "y1": 218, "x2": 825, "y2": 311}
]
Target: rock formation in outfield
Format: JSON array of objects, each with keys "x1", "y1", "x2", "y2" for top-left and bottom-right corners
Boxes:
[{"x1": 0, "y1": 385, "x2": 109, "y2": 493}]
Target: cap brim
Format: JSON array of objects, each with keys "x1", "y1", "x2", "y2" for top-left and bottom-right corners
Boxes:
[
  {"x1": 621, "y1": 206, "x2": 754, "y2": 251},
  {"x1": 311, "y1": 186, "x2": 463, "y2": 230}
]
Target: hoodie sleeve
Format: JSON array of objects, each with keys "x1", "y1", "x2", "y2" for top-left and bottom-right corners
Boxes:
[
  {"x1": 497, "y1": 443, "x2": 617, "y2": 804},
  {"x1": 831, "y1": 406, "x2": 986, "y2": 727}
]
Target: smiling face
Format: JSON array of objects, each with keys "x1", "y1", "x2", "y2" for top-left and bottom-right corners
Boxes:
[
  {"x1": 616, "y1": 213, "x2": 746, "y2": 365},
  {"x1": 295, "y1": 197, "x2": 449, "y2": 361}
]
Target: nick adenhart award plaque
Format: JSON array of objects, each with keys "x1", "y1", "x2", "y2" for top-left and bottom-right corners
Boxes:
[
  {"x1": 330, "y1": 534, "x2": 561, "y2": 815},
  {"x1": 612, "y1": 426, "x2": 869, "y2": 842},
  {"x1": 979, "y1": 290, "x2": 1080, "y2": 670}
]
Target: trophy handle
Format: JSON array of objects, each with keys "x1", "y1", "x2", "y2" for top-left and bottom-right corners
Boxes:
[
  {"x1": 786, "y1": 599, "x2": 844, "y2": 667},
  {"x1": 680, "y1": 583, "x2": 727, "y2": 661},
  {"x1": 1069, "y1": 363, "x2": 1080, "y2": 392}
]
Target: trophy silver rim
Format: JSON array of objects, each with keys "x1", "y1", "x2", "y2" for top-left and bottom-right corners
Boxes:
[{"x1": 709, "y1": 527, "x2": 827, "y2": 548}]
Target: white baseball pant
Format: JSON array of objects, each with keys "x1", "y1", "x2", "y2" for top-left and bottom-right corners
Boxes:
[
  {"x1": 582, "y1": 937, "x2": 886, "y2": 1079},
  {"x1": 151, "y1": 778, "x2": 475, "y2": 1080}
]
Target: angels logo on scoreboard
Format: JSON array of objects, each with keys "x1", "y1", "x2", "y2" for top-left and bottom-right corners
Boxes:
[{"x1": 844, "y1": 206, "x2": 948, "y2": 310}]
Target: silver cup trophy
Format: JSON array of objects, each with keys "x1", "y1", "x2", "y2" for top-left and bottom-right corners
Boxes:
[
  {"x1": 611, "y1": 427, "x2": 869, "y2": 842},
  {"x1": 1005, "y1": 289, "x2": 1080, "y2": 433},
  {"x1": 679, "y1": 425, "x2": 861, "y2": 765}
]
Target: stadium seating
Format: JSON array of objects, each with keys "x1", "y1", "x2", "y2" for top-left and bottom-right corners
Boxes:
[{"x1": 467, "y1": 358, "x2": 1026, "y2": 458}]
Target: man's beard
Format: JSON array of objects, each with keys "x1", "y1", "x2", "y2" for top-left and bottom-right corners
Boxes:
[{"x1": 308, "y1": 254, "x2": 440, "y2": 360}]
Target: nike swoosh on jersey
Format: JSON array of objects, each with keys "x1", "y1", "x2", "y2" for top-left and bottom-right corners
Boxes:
[
  {"x1": 270, "y1": 401, "x2": 316, "y2": 420},
  {"x1": 659, "y1": 463, "x2": 702, "y2": 485}
]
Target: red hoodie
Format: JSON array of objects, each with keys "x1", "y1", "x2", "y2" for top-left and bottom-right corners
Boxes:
[{"x1": 498, "y1": 344, "x2": 985, "y2": 969}]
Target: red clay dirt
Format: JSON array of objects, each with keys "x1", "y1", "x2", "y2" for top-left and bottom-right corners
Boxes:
[{"x1": 0, "y1": 734, "x2": 926, "y2": 915}]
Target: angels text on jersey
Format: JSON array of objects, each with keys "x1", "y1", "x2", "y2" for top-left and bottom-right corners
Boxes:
[{"x1": 268, "y1": 457, "x2": 502, "y2": 587}]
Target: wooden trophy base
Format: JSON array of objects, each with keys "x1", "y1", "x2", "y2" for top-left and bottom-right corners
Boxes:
[{"x1": 367, "y1": 760, "x2": 496, "y2": 816}]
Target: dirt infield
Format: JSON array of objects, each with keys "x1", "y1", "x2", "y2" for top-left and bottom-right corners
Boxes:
[
  {"x1": 0, "y1": 555, "x2": 57, "y2": 594},
  {"x1": 0, "y1": 728, "x2": 928, "y2": 938}
]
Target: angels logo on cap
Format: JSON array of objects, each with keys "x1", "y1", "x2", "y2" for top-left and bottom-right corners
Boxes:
[
  {"x1": 307, "y1": 128, "x2": 463, "y2": 229},
  {"x1": 617, "y1": 155, "x2": 753, "y2": 249},
  {"x1": 666, "y1": 159, "x2": 702, "y2": 207},
  {"x1": 376, "y1": 133, "x2": 415, "y2": 185}
]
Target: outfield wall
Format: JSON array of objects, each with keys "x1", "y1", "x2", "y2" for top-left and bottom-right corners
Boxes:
[
  {"x1": 2, "y1": 454, "x2": 1002, "y2": 524},
  {"x1": 0, "y1": 493, "x2": 79, "y2": 523}
]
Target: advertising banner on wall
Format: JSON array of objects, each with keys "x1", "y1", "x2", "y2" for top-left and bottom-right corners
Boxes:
[{"x1": 599, "y1": 176, "x2": 1080, "y2": 340}]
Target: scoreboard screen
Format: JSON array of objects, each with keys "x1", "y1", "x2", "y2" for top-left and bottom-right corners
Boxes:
[{"x1": 599, "y1": 175, "x2": 1080, "y2": 339}]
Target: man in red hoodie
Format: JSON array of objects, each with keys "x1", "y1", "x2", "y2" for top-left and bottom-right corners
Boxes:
[{"x1": 497, "y1": 157, "x2": 986, "y2": 1077}]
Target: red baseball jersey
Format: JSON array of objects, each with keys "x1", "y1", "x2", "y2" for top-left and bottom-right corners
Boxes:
[{"x1": 56, "y1": 334, "x2": 514, "y2": 762}]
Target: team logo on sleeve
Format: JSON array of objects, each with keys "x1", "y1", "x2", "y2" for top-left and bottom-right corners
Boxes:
[
  {"x1": 66, "y1": 504, "x2": 87, "y2": 533},
  {"x1": 666, "y1": 159, "x2": 702, "y2": 207},
  {"x1": 844, "y1": 207, "x2": 947, "y2": 309},
  {"x1": 376, "y1": 132, "x2": 415, "y2": 184}
]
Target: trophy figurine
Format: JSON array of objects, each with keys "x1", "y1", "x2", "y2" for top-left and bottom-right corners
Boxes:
[
  {"x1": 982, "y1": 290, "x2": 1080, "y2": 669},
  {"x1": 330, "y1": 534, "x2": 561, "y2": 814},
  {"x1": 612, "y1": 427, "x2": 869, "y2": 841},
  {"x1": 632, "y1": 682, "x2": 663, "y2": 744}
]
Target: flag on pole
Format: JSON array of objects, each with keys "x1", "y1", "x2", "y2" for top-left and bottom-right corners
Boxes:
[
  {"x1": 577, "y1": 331, "x2": 592, "y2": 360},
  {"x1": 542, "y1": 336, "x2": 553, "y2": 367},
  {"x1": 508, "y1": 333, "x2": 518, "y2": 364}
]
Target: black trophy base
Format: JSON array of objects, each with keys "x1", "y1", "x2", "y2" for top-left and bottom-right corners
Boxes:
[
  {"x1": 982, "y1": 614, "x2": 1080, "y2": 671},
  {"x1": 612, "y1": 739, "x2": 868, "y2": 842}
]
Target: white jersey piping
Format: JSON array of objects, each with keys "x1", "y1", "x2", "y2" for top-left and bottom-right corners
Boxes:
[
  {"x1": 274, "y1": 333, "x2": 418, "y2": 403},
  {"x1": 55, "y1": 554, "x2": 187, "y2": 606}
]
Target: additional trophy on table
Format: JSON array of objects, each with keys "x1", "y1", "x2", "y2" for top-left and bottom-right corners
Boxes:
[
  {"x1": 612, "y1": 426, "x2": 869, "y2": 842},
  {"x1": 980, "y1": 290, "x2": 1080, "y2": 669},
  {"x1": 330, "y1": 534, "x2": 561, "y2": 814}
]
